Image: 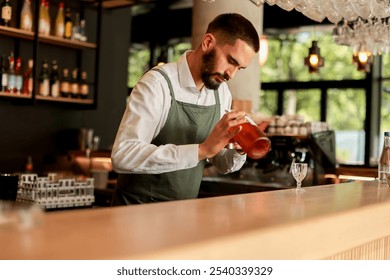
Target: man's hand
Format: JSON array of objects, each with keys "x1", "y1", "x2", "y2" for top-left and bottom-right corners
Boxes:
[{"x1": 198, "y1": 110, "x2": 247, "y2": 160}]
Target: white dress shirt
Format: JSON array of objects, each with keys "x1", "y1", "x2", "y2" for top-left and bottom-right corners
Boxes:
[{"x1": 111, "y1": 51, "x2": 246, "y2": 174}]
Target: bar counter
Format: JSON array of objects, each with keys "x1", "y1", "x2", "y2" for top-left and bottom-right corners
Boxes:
[{"x1": 1, "y1": 180, "x2": 390, "y2": 260}]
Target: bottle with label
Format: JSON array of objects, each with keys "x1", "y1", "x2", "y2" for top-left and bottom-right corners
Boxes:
[
  {"x1": 54, "y1": 1, "x2": 64, "y2": 37},
  {"x1": 22, "y1": 59, "x2": 33, "y2": 95},
  {"x1": 6, "y1": 53, "x2": 15, "y2": 93},
  {"x1": 64, "y1": 7, "x2": 73, "y2": 39},
  {"x1": 39, "y1": 60, "x2": 50, "y2": 96},
  {"x1": 0, "y1": 54, "x2": 8, "y2": 92},
  {"x1": 1, "y1": 0, "x2": 12, "y2": 27},
  {"x1": 60, "y1": 68, "x2": 70, "y2": 97},
  {"x1": 79, "y1": 70, "x2": 89, "y2": 99},
  {"x1": 50, "y1": 60, "x2": 60, "y2": 97},
  {"x1": 378, "y1": 131, "x2": 390, "y2": 184},
  {"x1": 14, "y1": 57, "x2": 23, "y2": 94},
  {"x1": 70, "y1": 68, "x2": 78, "y2": 98},
  {"x1": 20, "y1": 0, "x2": 33, "y2": 32}
]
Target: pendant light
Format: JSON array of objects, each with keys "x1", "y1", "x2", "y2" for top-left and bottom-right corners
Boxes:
[
  {"x1": 304, "y1": 40, "x2": 324, "y2": 73},
  {"x1": 352, "y1": 51, "x2": 373, "y2": 73}
]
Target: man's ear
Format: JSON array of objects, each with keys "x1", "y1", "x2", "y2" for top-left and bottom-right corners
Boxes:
[{"x1": 202, "y1": 33, "x2": 216, "y2": 51}]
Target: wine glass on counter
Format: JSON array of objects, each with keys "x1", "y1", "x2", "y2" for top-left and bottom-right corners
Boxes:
[{"x1": 291, "y1": 162, "x2": 308, "y2": 192}]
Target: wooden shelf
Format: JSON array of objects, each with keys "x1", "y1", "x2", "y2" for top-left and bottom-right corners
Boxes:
[
  {"x1": 0, "y1": 92, "x2": 32, "y2": 99},
  {"x1": 36, "y1": 95, "x2": 94, "y2": 104},
  {"x1": 38, "y1": 34, "x2": 96, "y2": 49},
  {"x1": 0, "y1": 3, "x2": 99, "y2": 109},
  {"x1": 0, "y1": 26, "x2": 96, "y2": 50},
  {"x1": 0, "y1": 25, "x2": 33, "y2": 40}
]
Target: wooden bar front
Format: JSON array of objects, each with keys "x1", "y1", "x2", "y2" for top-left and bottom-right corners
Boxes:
[{"x1": 0, "y1": 180, "x2": 390, "y2": 260}]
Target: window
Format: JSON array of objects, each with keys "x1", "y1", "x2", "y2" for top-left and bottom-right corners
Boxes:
[
  {"x1": 261, "y1": 30, "x2": 370, "y2": 166},
  {"x1": 327, "y1": 88, "x2": 366, "y2": 164}
]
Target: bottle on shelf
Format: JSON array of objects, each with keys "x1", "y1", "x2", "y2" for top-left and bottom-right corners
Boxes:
[
  {"x1": 22, "y1": 59, "x2": 33, "y2": 95},
  {"x1": 0, "y1": 0, "x2": 12, "y2": 27},
  {"x1": 0, "y1": 54, "x2": 8, "y2": 92},
  {"x1": 6, "y1": 53, "x2": 15, "y2": 94},
  {"x1": 64, "y1": 7, "x2": 73, "y2": 39},
  {"x1": 60, "y1": 68, "x2": 70, "y2": 97},
  {"x1": 50, "y1": 60, "x2": 60, "y2": 97},
  {"x1": 20, "y1": 0, "x2": 33, "y2": 32},
  {"x1": 39, "y1": 59, "x2": 50, "y2": 96},
  {"x1": 38, "y1": 0, "x2": 45, "y2": 34},
  {"x1": 79, "y1": 70, "x2": 89, "y2": 99},
  {"x1": 44, "y1": 0, "x2": 50, "y2": 35},
  {"x1": 38, "y1": 0, "x2": 49, "y2": 35},
  {"x1": 70, "y1": 68, "x2": 78, "y2": 98},
  {"x1": 72, "y1": 12, "x2": 80, "y2": 41},
  {"x1": 79, "y1": 19, "x2": 87, "y2": 42},
  {"x1": 54, "y1": 1, "x2": 64, "y2": 38},
  {"x1": 378, "y1": 131, "x2": 390, "y2": 184},
  {"x1": 14, "y1": 57, "x2": 23, "y2": 94}
]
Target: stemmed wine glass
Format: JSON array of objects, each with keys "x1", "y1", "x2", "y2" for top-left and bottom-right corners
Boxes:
[{"x1": 291, "y1": 163, "x2": 308, "y2": 192}]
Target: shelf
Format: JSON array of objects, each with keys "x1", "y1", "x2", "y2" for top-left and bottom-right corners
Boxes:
[
  {"x1": 0, "y1": 2, "x2": 100, "y2": 109},
  {"x1": 0, "y1": 92, "x2": 32, "y2": 99},
  {"x1": 36, "y1": 95, "x2": 94, "y2": 104},
  {"x1": 38, "y1": 34, "x2": 96, "y2": 50},
  {"x1": 0, "y1": 26, "x2": 96, "y2": 50}
]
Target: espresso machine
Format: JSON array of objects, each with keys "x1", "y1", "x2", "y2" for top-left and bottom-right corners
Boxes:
[{"x1": 242, "y1": 130, "x2": 337, "y2": 187}]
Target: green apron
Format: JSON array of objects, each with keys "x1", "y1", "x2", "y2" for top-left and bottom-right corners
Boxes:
[{"x1": 112, "y1": 68, "x2": 220, "y2": 204}]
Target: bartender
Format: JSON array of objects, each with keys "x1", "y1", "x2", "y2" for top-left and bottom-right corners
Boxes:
[{"x1": 110, "y1": 13, "x2": 260, "y2": 205}]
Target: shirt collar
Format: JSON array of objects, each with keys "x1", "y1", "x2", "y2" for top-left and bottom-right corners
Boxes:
[{"x1": 177, "y1": 50, "x2": 198, "y2": 89}]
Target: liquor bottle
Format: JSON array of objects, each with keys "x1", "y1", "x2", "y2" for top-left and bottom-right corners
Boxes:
[
  {"x1": 44, "y1": 0, "x2": 50, "y2": 35},
  {"x1": 79, "y1": 19, "x2": 87, "y2": 42},
  {"x1": 6, "y1": 53, "x2": 15, "y2": 93},
  {"x1": 54, "y1": 1, "x2": 64, "y2": 38},
  {"x1": 70, "y1": 68, "x2": 78, "y2": 98},
  {"x1": 64, "y1": 7, "x2": 73, "y2": 39},
  {"x1": 14, "y1": 57, "x2": 23, "y2": 94},
  {"x1": 378, "y1": 131, "x2": 390, "y2": 184},
  {"x1": 60, "y1": 68, "x2": 70, "y2": 97},
  {"x1": 20, "y1": 0, "x2": 33, "y2": 32},
  {"x1": 50, "y1": 60, "x2": 60, "y2": 97},
  {"x1": 78, "y1": 70, "x2": 89, "y2": 99},
  {"x1": 0, "y1": 54, "x2": 8, "y2": 92},
  {"x1": 38, "y1": 0, "x2": 48, "y2": 35},
  {"x1": 1, "y1": 0, "x2": 12, "y2": 27},
  {"x1": 72, "y1": 12, "x2": 80, "y2": 41},
  {"x1": 39, "y1": 60, "x2": 50, "y2": 96},
  {"x1": 22, "y1": 59, "x2": 33, "y2": 95}
]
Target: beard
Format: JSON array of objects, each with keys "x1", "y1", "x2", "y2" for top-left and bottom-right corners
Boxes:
[{"x1": 200, "y1": 49, "x2": 229, "y2": 90}]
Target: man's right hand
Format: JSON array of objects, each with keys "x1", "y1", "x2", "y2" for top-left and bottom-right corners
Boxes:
[{"x1": 198, "y1": 110, "x2": 247, "y2": 160}]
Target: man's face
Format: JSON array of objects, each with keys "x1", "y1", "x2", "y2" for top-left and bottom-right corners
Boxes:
[{"x1": 200, "y1": 38, "x2": 256, "y2": 90}]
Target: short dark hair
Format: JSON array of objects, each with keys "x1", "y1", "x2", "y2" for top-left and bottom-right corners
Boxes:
[{"x1": 206, "y1": 13, "x2": 260, "y2": 53}]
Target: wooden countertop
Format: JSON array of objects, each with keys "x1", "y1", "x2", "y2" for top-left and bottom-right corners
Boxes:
[{"x1": 1, "y1": 180, "x2": 390, "y2": 260}]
